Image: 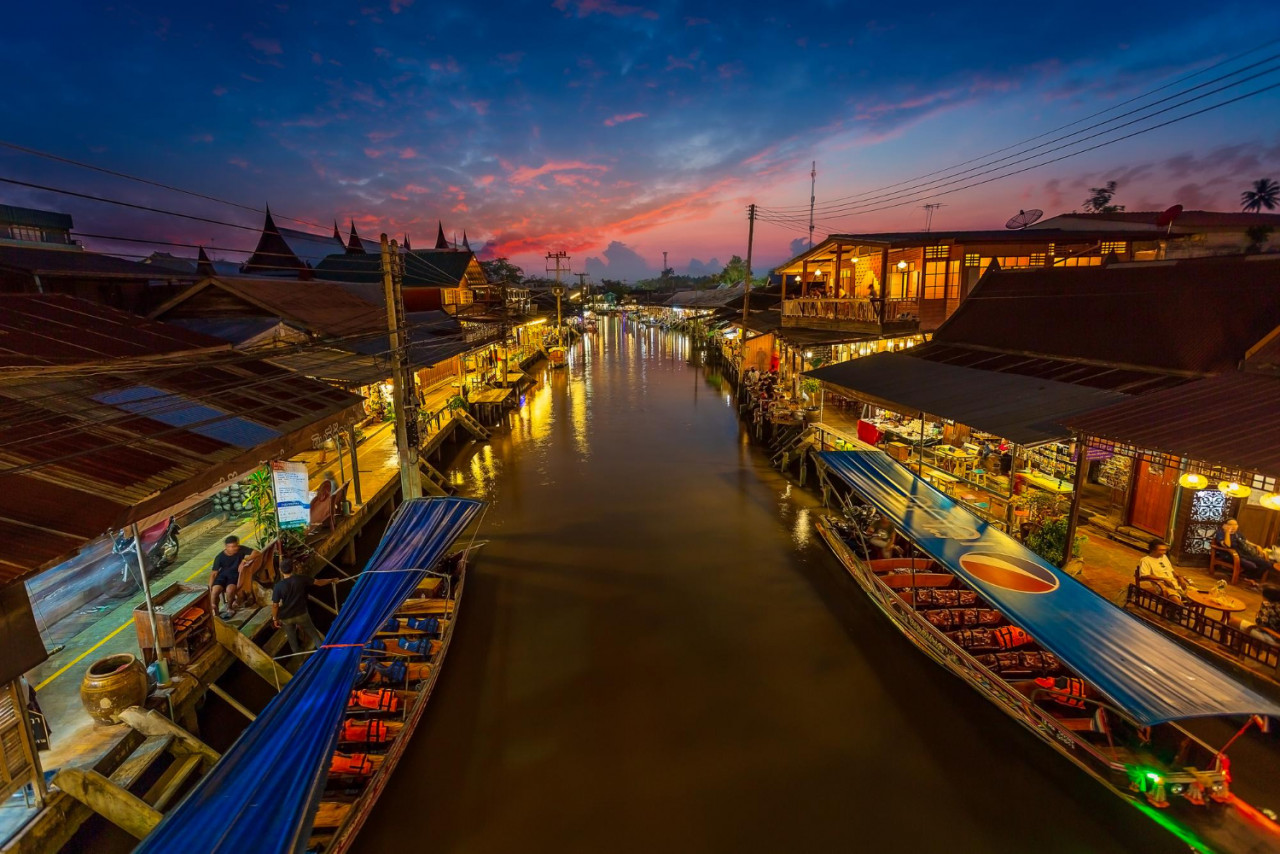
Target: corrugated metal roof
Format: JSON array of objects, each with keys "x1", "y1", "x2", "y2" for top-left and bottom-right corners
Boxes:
[
  {"x1": 187, "y1": 276, "x2": 385, "y2": 338},
  {"x1": 807, "y1": 352, "x2": 1127, "y2": 445},
  {"x1": 0, "y1": 295, "x2": 363, "y2": 587},
  {"x1": 934, "y1": 255, "x2": 1280, "y2": 375},
  {"x1": 1041, "y1": 211, "x2": 1280, "y2": 230},
  {"x1": 1063, "y1": 371, "x2": 1280, "y2": 479},
  {"x1": 908, "y1": 342, "x2": 1189, "y2": 394},
  {"x1": 0, "y1": 244, "x2": 184, "y2": 279},
  {"x1": 0, "y1": 205, "x2": 73, "y2": 231}
]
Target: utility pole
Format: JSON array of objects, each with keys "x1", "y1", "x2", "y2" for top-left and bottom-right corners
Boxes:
[
  {"x1": 922, "y1": 203, "x2": 945, "y2": 232},
  {"x1": 380, "y1": 234, "x2": 422, "y2": 500},
  {"x1": 739, "y1": 204, "x2": 756, "y2": 369},
  {"x1": 808, "y1": 161, "x2": 817, "y2": 249},
  {"x1": 662, "y1": 251, "x2": 668, "y2": 273}
]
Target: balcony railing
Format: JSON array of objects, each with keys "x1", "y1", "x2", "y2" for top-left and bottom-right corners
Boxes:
[{"x1": 781, "y1": 297, "x2": 919, "y2": 324}]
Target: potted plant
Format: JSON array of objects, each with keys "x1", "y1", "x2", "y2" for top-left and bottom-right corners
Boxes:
[
  {"x1": 1024, "y1": 517, "x2": 1088, "y2": 567},
  {"x1": 799, "y1": 378, "x2": 822, "y2": 421}
]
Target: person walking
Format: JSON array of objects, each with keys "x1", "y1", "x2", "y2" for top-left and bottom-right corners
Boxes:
[{"x1": 271, "y1": 558, "x2": 338, "y2": 654}]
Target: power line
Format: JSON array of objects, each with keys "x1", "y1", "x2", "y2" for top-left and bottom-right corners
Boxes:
[
  {"x1": 0, "y1": 139, "x2": 331, "y2": 231},
  {"x1": 760, "y1": 37, "x2": 1280, "y2": 212},
  {"x1": 755, "y1": 78, "x2": 1280, "y2": 229},
  {"x1": 762, "y1": 56, "x2": 1280, "y2": 219}
]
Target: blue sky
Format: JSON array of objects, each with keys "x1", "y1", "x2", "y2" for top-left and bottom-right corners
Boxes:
[{"x1": 2, "y1": 1, "x2": 1279, "y2": 279}]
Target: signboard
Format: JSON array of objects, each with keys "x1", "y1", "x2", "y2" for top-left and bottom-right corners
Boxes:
[{"x1": 270, "y1": 461, "x2": 311, "y2": 530}]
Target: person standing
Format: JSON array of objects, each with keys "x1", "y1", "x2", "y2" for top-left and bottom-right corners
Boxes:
[
  {"x1": 209, "y1": 535, "x2": 253, "y2": 619},
  {"x1": 271, "y1": 558, "x2": 338, "y2": 654}
]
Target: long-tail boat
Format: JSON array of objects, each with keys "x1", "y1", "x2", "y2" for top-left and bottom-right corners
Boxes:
[
  {"x1": 814, "y1": 448, "x2": 1280, "y2": 853},
  {"x1": 131, "y1": 496, "x2": 484, "y2": 854}
]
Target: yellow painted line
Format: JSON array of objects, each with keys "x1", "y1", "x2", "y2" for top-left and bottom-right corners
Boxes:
[
  {"x1": 35, "y1": 618, "x2": 136, "y2": 691},
  {"x1": 36, "y1": 553, "x2": 226, "y2": 692}
]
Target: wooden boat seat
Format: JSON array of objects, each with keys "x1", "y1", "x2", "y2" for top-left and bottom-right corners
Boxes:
[
  {"x1": 870, "y1": 557, "x2": 937, "y2": 574},
  {"x1": 1055, "y1": 707, "x2": 1110, "y2": 736},
  {"x1": 312, "y1": 801, "x2": 353, "y2": 829},
  {"x1": 882, "y1": 573, "x2": 954, "y2": 590}
]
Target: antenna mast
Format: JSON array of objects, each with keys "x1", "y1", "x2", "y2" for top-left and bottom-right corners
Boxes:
[{"x1": 808, "y1": 161, "x2": 817, "y2": 249}]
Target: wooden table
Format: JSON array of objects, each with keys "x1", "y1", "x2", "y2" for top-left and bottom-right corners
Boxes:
[
  {"x1": 1024, "y1": 471, "x2": 1074, "y2": 494},
  {"x1": 1185, "y1": 589, "x2": 1247, "y2": 620}
]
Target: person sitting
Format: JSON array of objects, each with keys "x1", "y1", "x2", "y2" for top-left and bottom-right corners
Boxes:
[
  {"x1": 1137, "y1": 539, "x2": 1190, "y2": 600},
  {"x1": 1214, "y1": 519, "x2": 1269, "y2": 582},
  {"x1": 209, "y1": 535, "x2": 254, "y2": 620}
]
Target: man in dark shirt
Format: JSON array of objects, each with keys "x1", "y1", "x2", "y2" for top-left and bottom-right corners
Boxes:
[
  {"x1": 272, "y1": 558, "x2": 338, "y2": 654},
  {"x1": 209, "y1": 536, "x2": 253, "y2": 619}
]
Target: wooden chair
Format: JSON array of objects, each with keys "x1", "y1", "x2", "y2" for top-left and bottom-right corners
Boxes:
[
  {"x1": 232, "y1": 540, "x2": 278, "y2": 608},
  {"x1": 1209, "y1": 543, "x2": 1243, "y2": 586},
  {"x1": 308, "y1": 480, "x2": 334, "y2": 531}
]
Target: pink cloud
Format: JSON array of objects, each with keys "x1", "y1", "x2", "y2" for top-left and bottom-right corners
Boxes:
[
  {"x1": 604, "y1": 112, "x2": 646, "y2": 127},
  {"x1": 390, "y1": 0, "x2": 415, "y2": 12},
  {"x1": 686, "y1": 16, "x2": 709, "y2": 25},
  {"x1": 399, "y1": 147, "x2": 417, "y2": 159},
  {"x1": 452, "y1": 203, "x2": 469, "y2": 212},
  {"x1": 212, "y1": 86, "x2": 228, "y2": 96},
  {"x1": 553, "y1": 0, "x2": 658, "y2": 19},
  {"x1": 228, "y1": 157, "x2": 249, "y2": 169},
  {"x1": 429, "y1": 57, "x2": 460, "y2": 74},
  {"x1": 508, "y1": 160, "x2": 609, "y2": 185},
  {"x1": 244, "y1": 35, "x2": 282, "y2": 56},
  {"x1": 666, "y1": 55, "x2": 695, "y2": 71},
  {"x1": 475, "y1": 175, "x2": 495, "y2": 187},
  {"x1": 470, "y1": 100, "x2": 491, "y2": 115},
  {"x1": 364, "y1": 147, "x2": 383, "y2": 159},
  {"x1": 190, "y1": 133, "x2": 213, "y2": 143}
]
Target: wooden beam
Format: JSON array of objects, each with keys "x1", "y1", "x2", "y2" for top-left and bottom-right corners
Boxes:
[
  {"x1": 50, "y1": 768, "x2": 161, "y2": 840},
  {"x1": 207, "y1": 683, "x2": 257, "y2": 722},
  {"x1": 214, "y1": 616, "x2": 292, "y2": 689},
  {"x1": 119, "y1": 706, "x2": 220, "y2": 769}
]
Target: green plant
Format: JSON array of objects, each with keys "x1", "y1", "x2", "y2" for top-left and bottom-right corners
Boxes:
[
  {"x1": 799, "y1": 378, "x2": 822, "y2": 405},
  {"x1": 1025, "y1": 517, "x2": 1087, "y2": 566},
  {"x1": 446, "y1": 395, "x2": 467, "y2": 411},
  {"x1": 242, "y1": 467, "x2": 280, "y2": 549}
]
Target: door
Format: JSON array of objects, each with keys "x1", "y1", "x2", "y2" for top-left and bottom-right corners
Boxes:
[{"x1": 1129, "y1": 458, "x2": 1179, "y2": 537}]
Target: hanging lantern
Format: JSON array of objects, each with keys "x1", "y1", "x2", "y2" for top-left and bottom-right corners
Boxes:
[
  {"x1": 1260, "y1": 492, "x2": 1280, "y2": 511},
  {"x1": 1217, "y1": 480, "x2": 1252, "y2": 499},
  {"x1": 1178, "y1": 473, "x2": 1208, "y2": 490}
]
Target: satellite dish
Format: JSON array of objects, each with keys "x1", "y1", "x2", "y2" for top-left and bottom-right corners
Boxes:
[
  {"x1": 1156, "y1": 204, "x2": 1183, "y2": 229},
  {"x1": 1005, "y1": 209, "x2": 1043, "y2": 230}
]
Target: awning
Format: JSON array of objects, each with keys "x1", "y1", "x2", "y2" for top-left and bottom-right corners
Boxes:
[
  {"x1": 1063, "y1": 371, "x2": 1280, "y2": 481},
  {"x1": 819, "y1": 449, "x2": 1280, "y2": 725},
  {"x1": 135, "y1": 497, "x2": 483, "y2": 854},
  {"x1": 806, "y1": 352, "x2": 1127, "y2": 445}
]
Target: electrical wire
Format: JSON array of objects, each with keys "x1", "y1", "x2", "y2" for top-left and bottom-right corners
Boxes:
[{"x1": 760, "y1": 37, "x2": 1280, "y2": 212}]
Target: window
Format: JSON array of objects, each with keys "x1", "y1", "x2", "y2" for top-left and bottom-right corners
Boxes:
[
  {"x1": 8, "y1": 226, "x2": 41, "y2": 242},
  {"x1": 923, "y1": 260, "x2": 961, "y2": 300},
  {"x1": 1030, "y1": 253, "x2": 1046, "y2": 265},
  {"x1": 994, "y1": 256, "x2": 1033, "y2": 269},
  {"x1": 1100, "y1": 241, "x2": 1127, "y2": 254},
  {"x1": 925, "y1": 245, "x2": 949, "y2": 259},
  {"x1": 1059, "y1": 256, "x2": 1102, "y2": 267},
  {"x1": 964, "y1": 253, "x2": 980, "y2": 267}
]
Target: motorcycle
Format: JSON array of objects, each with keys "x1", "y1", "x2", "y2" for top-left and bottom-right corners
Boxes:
[{"x1": 112, "y1": 516, "x2": 181, "y2": 590}]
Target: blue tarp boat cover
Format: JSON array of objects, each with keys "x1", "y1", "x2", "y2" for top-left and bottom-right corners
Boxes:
[
  {"x1": 819, "y1": 449, "x2": 1280, "y2": 726},
  {"x1": 135, "y1": 496, "x2": 483, "y2": 854}
]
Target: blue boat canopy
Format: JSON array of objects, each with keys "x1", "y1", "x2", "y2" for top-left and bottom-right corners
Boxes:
[
  {"x1": 136, "y1": 496, "x2": 484, "y2": 854},
  {"x1": 819, "y1": 449, "x2": 1280, "y2": 727}
]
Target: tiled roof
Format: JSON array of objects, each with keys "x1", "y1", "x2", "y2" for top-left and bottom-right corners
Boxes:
[
  {"x1": 0, "y1": 244, "x2": 183, "y2": 279},
  {"x1": 934, "y1": 255, "x2": 1280, "y2": 375}
]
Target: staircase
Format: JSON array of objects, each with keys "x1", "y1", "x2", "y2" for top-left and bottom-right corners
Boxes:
[
  {"x1": 418, "y1": 459, "x2": 453, "y2": 496},
  {"x1": 453, "y1": 407, "x2": 491, "y2": 440}
]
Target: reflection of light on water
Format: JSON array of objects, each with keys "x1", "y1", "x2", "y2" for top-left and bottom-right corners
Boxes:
[{"x1": 792, "y1": 507, "x2": 811, "y2": 547}]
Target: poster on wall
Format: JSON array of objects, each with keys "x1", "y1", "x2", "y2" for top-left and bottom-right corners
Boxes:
[
  {"x1": 1096, "y1": 454, "x2": 1132, "y2": 491},
  {"x1": 271, "y1": 461, "x2": 311, "y2": 530}
]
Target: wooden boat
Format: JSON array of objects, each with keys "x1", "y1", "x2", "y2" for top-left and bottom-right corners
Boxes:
[
  {"x1": 812, "y1": 449, "x2": 1280, "y2": 851},
  {"x1": 307, "y1": 555, "x2": 470, "y2": 853}
]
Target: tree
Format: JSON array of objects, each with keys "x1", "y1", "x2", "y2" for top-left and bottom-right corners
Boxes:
[
  {"x1": 1083, "y1": 181, "x2": 1124, "y2": 214},
  {"x1": 1245, "y1": 224, "x2": 1274, "y2": 253},
  {"x1": 480, "y1": 257, "x2": 524, "y2": 283},
  {"x1": 719, "y1": 254, "x2": 748, "y2": 286},
  {"x1": 1242, "y1": 178, "x2": 1280, "y2": 213}
]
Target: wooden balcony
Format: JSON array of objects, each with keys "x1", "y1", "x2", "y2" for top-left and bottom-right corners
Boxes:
[{"x1": 781, "y1": 297, "x2": 920, "y2": 334}]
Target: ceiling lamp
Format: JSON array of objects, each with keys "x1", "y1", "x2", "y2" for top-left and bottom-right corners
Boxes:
[
  {"x1": 1260, "y1": 492, "x2": 1280, "y2": 511},
  {"x1": 1178, "y1": 473, "x2": 1208, "y2": 489},
  {"x1": 897, "y1": 260, "x2": 908, "y2": 270},
  {"x1": 1218, "y1": 480, "x2": 1252, "y2": 499}
]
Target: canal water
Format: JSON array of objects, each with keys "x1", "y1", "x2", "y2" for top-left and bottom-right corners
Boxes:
[{"x1": 355, "y1": 319, "x2": 1182, "y2": 854}]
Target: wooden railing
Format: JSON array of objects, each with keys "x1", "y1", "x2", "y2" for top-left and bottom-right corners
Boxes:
[
  {"x1": 781, "y1": 297, "x2": 919, "y2": 323},
  {"x1": 1126, "y1": 584, "x2": 1280, "y2": 669}
]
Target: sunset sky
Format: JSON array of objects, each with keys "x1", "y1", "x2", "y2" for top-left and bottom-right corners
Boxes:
[{"x1": 3, "y1": 1, "x2": 1279, "y2": 280}]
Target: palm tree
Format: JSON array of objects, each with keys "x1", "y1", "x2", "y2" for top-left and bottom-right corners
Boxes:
[{"x1": 1241, "y1": 178, "x2": 1279, "y2": 213}]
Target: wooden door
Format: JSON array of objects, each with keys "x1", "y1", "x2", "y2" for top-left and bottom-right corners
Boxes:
[{"x1": 1129, "y1": 459, "x2": 1179, "y2": 537}]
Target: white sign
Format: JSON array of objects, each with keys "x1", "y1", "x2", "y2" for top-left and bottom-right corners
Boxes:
[{"x1": 271, "y1": 461, "x2": 311, "y2": 530}]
